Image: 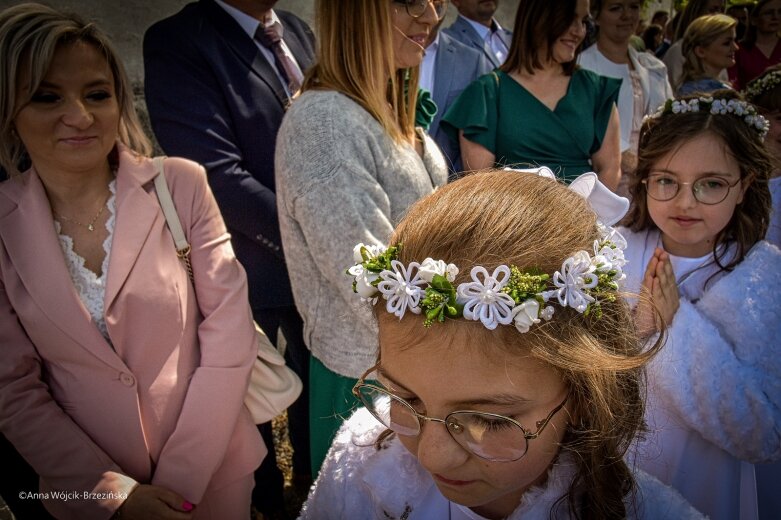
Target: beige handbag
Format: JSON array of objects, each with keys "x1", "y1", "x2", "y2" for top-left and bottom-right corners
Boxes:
[{"x1": 153, "y1": 157, "x2": 302, "y2": 424}]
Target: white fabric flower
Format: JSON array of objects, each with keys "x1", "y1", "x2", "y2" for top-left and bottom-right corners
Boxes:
[
  {"x1": 347, "y1": 264, "x2": 380, "y2": 299},
  {"x1": 352, "y1": 243, "x2": 385, "y2": 263},
  {"x1": 593, "y1": 240, "x2": 627, "y2": 273},
  {"x1": 511, "y1": 299, "x2": 540, "y2": 333},
  {"x1": 543, "y1": 251, "x2": 598, "y2": 313},
  {"x1": 456, "y1": 266, "x2": 515, "y2": 330},
  {"x1": 377, "y1": 260, "x2": 425, "y2": 318},
  {"x1": 418, "y1": 258, "x2": 459, "y2": 283}
]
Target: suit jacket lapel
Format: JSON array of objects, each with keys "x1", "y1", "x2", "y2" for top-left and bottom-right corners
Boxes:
[
  {"x1": 432, "y1": 37, "x2": 457, "y2": 129},
  {"x1": 454, "y1": 17, "x2": 499, "y2": 68},
  {"x1": 103, "y1": 149, "x2": 160, "y2": 314},
  {"x1": 203, "y1": 0, "x2": 288, "y2": 106},
  {"x1": 0, "y1": 170, "x2": 126, "y2": 371}
]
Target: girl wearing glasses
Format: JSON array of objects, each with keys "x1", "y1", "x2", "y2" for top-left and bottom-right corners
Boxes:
[
  {"x1": 299, "y1": 170, "x2": 703, "y2": 519},
  {"x1": 620, "y1": 90, "x2": 781, "y2": 520},
  {"x1": 275, "y1": 0, "x2": 447, "y2": 477}
]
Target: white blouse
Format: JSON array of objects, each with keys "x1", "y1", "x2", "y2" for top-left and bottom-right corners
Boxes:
[{"x1": 54, "y1": 180, "x2": 116, "y2": 341}]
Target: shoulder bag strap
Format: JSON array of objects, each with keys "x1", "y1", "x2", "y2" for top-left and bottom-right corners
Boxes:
[{"x1": 153, "y1": 156, "x2": 194, "y2": 285}]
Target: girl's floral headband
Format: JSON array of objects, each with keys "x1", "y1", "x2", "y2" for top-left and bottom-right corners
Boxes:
[
  {"x1": 744, "y1": 70, "x2": 781, "y2": 104},
  {"x1": 643, "y1": 96, "x2": 770, "y2": 140},
  {"x1": 346, "y1": 170, "x2": 630, "y2": 333}
]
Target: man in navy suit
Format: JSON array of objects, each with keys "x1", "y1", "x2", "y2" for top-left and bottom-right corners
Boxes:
[
  {"x1": 144, "y1": 1, "x2": 314, "y2": 517},
  {"x1": 444, "y1": 0, "x2": 513, "y2": 68},
  {"x1": 420, "y1": 20, "x2": 492, "y2": 176}
]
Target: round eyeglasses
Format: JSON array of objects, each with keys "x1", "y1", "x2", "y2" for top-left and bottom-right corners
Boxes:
[
  {"x1": 353, "y1": 378, "x2": 568, "y2": 462},
  {"x1": 642, "y1": 174, "x2": 742, "y2": 205},
  {"x1": 393, "y1": 0, "x2": 449, "y2": 20}
]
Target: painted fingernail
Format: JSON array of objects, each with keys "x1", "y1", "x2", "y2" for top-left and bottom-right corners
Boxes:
[{"x1": 182, "y1": 501, "x2": 194, "y2": 511}]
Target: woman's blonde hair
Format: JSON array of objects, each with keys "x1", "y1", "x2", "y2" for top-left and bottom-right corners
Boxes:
[
  {"x1": 0, "y1": 2, "x2": 151, "y2": 177},
  {"x1": 679, "y1": 14, "x2": 736, "y2": 88},
  {"x1": 304, "y1": 0, "x2": 418, "y2": 143},
  {"x1": 383, "y1": 170, "x2": 662, "y2": 520}
]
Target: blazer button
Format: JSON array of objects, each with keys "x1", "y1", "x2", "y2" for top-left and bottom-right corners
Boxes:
[
  {"x1": 256, "y1": 234, "x2": 264, "y2": 241},
  {"x1": 119, "y1": 373, "x2": 135, "y2": 387}
]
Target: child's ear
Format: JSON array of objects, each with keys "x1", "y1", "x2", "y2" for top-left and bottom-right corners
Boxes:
[{"x1": 694, "y1": 45, "x2": 706, "y2": 59}]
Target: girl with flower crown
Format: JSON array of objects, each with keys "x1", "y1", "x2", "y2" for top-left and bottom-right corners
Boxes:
[
  {"x1": 621, "y1": 90, "x2": 781, "y2": 520},
  {"x1": 298, "y1": 170, "x2": 703, "y2": 519}
]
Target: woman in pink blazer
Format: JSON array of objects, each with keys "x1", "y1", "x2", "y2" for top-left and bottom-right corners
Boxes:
[{"x1": 0, "y1": 4, "x2": 264, "y2": 519}]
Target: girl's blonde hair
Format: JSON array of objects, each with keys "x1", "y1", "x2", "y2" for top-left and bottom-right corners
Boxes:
[
  {"x1": 679, "y1": 14, "x2": 736, "y2": 89},
  {"x1": 0, "y1": 2, "x2": 152, "y2": 177},
  {"x1": 384, "y1": 170, "x2": 661, "y2": 520},
  {"x1": 304, "y1": 0, "x2": 418, "y2": 144}
]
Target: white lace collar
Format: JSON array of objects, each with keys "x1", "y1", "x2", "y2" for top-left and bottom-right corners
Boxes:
[{"x1": 54, "y1": 179, "x2": 117, "y2": 340}]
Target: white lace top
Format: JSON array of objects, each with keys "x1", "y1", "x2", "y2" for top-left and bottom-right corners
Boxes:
[{"x1": 54, "y1": 180, "x2": 116, "y2": 341}]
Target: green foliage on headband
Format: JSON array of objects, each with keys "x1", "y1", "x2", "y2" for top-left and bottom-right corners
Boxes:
[
  {"x1": 420, "y1": 274, "x2": 464, "y2": 327},
  {"x1": 501, "y1": 267, "x2": 550, "y2": 306},
  {"x1": 362, "y1": 245, "x2": 400, "y2": 273}
]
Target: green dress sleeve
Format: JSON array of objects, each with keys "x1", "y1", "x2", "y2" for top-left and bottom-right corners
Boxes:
[
  {"x1": 440, "y1": 72, "x2": 499, "y2": 153},
  {"x1": 586, "y1": 71, "x2": 621, "y2": 154}
]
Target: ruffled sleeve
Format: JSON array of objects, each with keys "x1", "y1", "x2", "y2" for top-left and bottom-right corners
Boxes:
[
  {"x1": 440, "y1": 72, "x2": 500, "y2": 153},
  {"x1": 589, "y1": 71, "x2": 621, "y2": 154}
]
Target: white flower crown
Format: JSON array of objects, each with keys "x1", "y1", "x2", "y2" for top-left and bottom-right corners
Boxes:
[
  {"x1": 643, "y1": 96, "x2": 770, "y2": 140},
  {"x1": 346, "y1": 170, "x2": 629, "y2": 333},
  {"x1": 744, "y1": 70, "x2": 781, "y2": 104}
]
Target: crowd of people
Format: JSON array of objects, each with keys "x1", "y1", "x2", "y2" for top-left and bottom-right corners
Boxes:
[{"x1": 0, "y1": 0, "x2": 778, "y2": 520}]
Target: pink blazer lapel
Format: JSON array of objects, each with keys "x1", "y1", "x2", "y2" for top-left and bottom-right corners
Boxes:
[
  {"x1": 0, "y1": 170, "x2": 126, "y2": 372},
  {"x1": 103, "y1": 149, "x2": 161, "y2": 314}
]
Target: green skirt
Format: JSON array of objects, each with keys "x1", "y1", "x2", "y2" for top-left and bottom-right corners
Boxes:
[{"x1": 309, "y1": 356, "x2": 361, "y2": 476}]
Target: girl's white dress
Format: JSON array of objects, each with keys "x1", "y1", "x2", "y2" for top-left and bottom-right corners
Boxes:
[
  {"x1": 299, "y1": 408, "x2": 704, "y2": 519},
  {"x1": 620, "y1": 227, "x2": 781, "y2": 520}
]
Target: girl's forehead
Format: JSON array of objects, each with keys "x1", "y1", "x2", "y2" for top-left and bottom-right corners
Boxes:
[{"x1": 377, "y1": 318, "x2": 565, "y2": 402}]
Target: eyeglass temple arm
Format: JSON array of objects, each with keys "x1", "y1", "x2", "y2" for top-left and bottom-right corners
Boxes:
[{"x1": 525, "y1": 395, "x2": 569, "y2": 440}]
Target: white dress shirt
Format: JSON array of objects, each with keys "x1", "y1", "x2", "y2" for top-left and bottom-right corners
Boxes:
[
  {"x1": 461, "y1": 15, "x2": 508, "y2": 65},
  {"x1": 419, "y1": 32, "x2": 440, "y2": 94}
]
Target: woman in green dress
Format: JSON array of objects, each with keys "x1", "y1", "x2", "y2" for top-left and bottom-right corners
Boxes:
[{"x1": 442, "y1": 0, "x2": 622, "y2": 189}]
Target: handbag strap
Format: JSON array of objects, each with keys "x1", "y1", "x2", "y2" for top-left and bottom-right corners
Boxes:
[{"x1": 153, "y1": 156, "x2": 194, "y2": 285}]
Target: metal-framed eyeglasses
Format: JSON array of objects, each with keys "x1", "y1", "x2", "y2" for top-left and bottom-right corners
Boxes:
[
  {"x1": 393, "y1": 0, "x2": 449, "y2": 20},
  {"x1": 352, "y1": 368, "x2": 568, "y2": 462},
  {"x1": 642, "y1": 173, "x2": 742, "y2": 205}
]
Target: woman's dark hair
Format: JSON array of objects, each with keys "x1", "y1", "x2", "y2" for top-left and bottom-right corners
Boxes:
[
  {"x1": 625, "y1": 90, "x2": 772, "y2": 273},
  {"x1": 643, "y1": 24, "x2": 665, "y2": 52},
  {"x1": 674, "y1": 0, "x2": 726, "y2": 40},
  {"x1": 501, "y1": 0, "x2": 584, "y2": 76}
]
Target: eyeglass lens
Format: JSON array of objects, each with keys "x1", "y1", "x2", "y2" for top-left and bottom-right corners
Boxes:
[
  {"x1": 405, "y1": 0, "x2": 448, "y2": 19},
  {"x1": 356, "y1": 384, "x2": 529, "y2": 462},
  {"x1": 645, "y1": 175, "x2": 734, "y2": 204}
]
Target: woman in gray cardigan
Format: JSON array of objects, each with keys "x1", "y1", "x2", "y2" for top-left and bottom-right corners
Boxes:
[{"x1": 274, "y1": 0, "x2": 447, "y2": 476}]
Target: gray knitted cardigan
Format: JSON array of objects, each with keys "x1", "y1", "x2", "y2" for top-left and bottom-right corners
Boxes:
[{"x1": 275, "y1": 90, "x2": 448, "y2": 378}]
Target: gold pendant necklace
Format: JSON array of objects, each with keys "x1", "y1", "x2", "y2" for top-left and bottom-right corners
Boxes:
[{"x1": 53, "y1": 191, "x2": 110, "y2": 232}]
